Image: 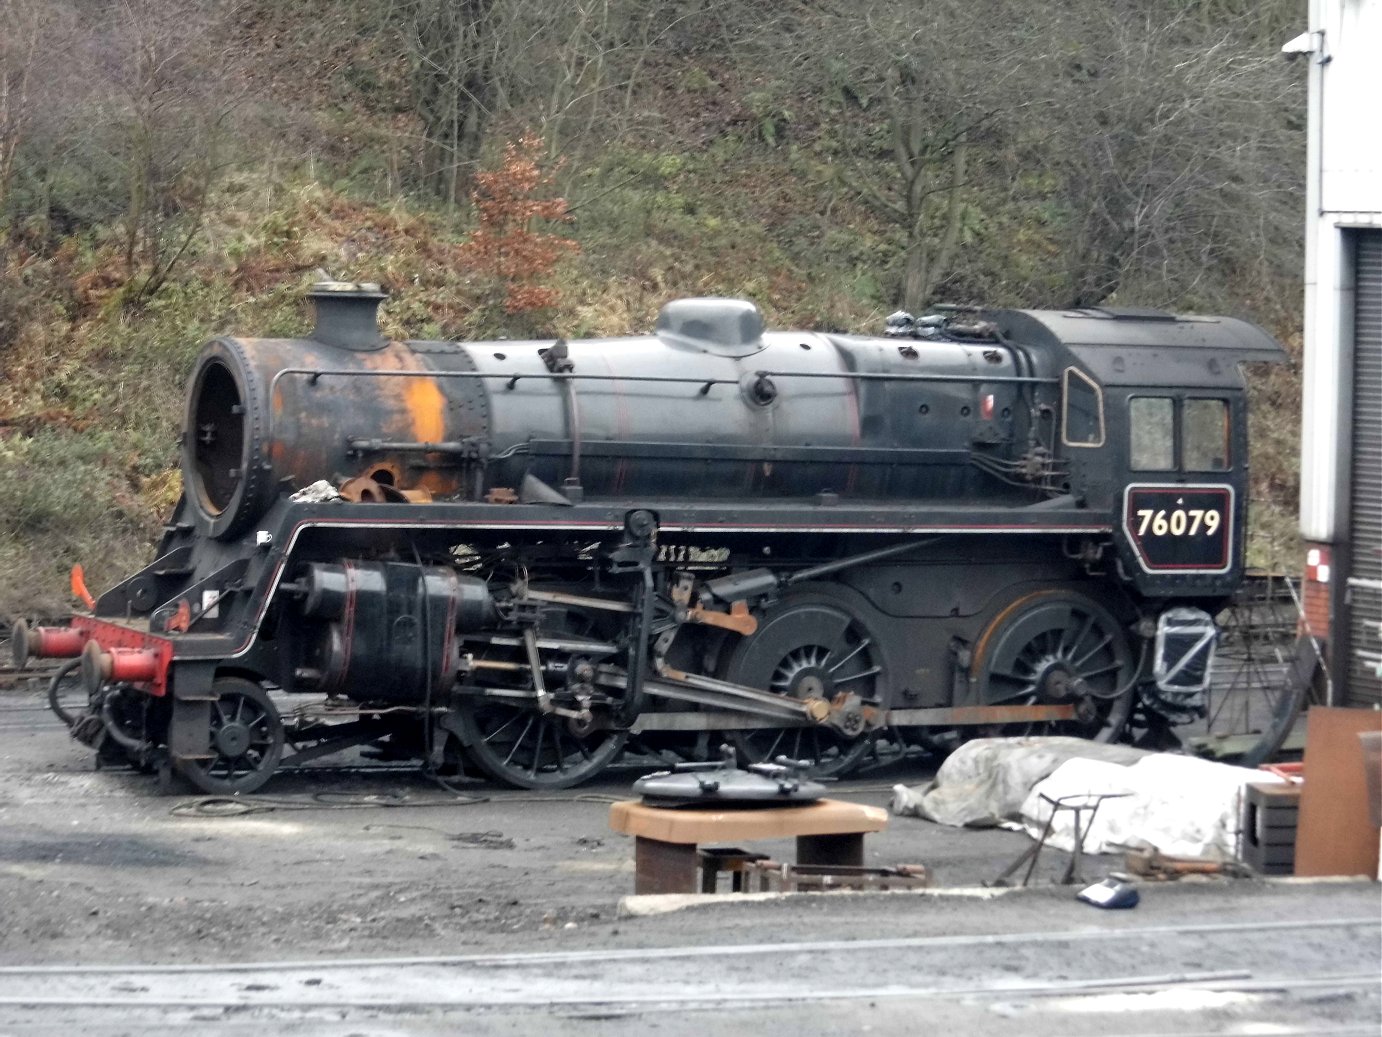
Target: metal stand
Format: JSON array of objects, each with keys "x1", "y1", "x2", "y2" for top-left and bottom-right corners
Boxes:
[
  {"x1": 698, "y1": 848, "x2": 770, "y2": 893},
  {"x1": 991, "y1": 791, "x2": 1131, "y2": 887}
]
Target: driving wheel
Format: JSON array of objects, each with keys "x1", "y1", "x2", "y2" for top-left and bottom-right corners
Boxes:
[
  {"x1": 453, "y1": 607, "x2": 627, "y2": 789},
  {"x1": 721, "y1": 594, "x2": 888, "y2": 777},
  {"x1": 970, "y1": 590, "x2": 1136, "y2": 742}
]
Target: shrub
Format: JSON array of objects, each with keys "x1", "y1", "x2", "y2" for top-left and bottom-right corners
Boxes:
[{"x1": 458, "y1": 133, "x2": 578, "y2": 321}]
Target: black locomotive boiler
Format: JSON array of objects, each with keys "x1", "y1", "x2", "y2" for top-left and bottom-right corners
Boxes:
[{"x1": 14, "y1": 284, "x2": 1285, "y2": 791}]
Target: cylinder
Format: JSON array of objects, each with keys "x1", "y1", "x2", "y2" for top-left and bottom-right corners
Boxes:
[{"x1": 296, "y1": 561, "x2": 496, "y2": 703}]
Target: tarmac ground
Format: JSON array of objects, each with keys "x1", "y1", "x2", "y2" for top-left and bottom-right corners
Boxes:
[{"x1": 0, "y1": 675, "x2": 1377, "y2": 1035}]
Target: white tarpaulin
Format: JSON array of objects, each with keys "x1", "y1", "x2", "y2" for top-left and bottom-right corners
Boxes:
[
  {"x1": 892, "y1": 736, "x2": 1282, "y2": 860},
  {"x1": 890, "y1": 737, "x2": 1148, "y2": 828},
  {"x1": 1021, "y1": 753, "x2": 1283, "y2": 859}
]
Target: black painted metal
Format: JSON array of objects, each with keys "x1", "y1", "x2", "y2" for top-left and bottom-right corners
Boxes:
[{"x1": 62, "y1": 294, "x2": 1290, "y2": 791}]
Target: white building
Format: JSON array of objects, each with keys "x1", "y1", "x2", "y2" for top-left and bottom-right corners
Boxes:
[{"x1": 1294, "y1": 0, "x2": 1382, "y2": 706}]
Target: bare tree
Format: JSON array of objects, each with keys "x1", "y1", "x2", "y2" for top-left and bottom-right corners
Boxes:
[
  {"x1": 803, "y1": 0, "x2": 1025, "y2": 310},
  {"x1": 0, "y1": 1, "x2": 78, "y2": 350},
  {"x1": 1038, "y1": 3, "x2": 1302, "y2": 307},
  {"x1": 80, "y1": 0, "x2": 243, "y2": 302},
  {"x1": 0, "y1": 2, "x2": 41, "y2": 236},
  {"x1": 391, "y1": 0, "x2": 778, "y2": 205},
  {"x1": 396, "y1": 0, "x2": 499, "y2": 207},
  {"x1": 0, "y1": 1, "x2": 75, "y2": 245},
  {"x1": 731, "y1": 0, "x2": 1298, "y2": 312},
  {"x1": 874, "y1": 58, "x2": 976, "y2": 312},
  {"x1": 532, "y1": 0, "x2": 625, "y2": 158}
]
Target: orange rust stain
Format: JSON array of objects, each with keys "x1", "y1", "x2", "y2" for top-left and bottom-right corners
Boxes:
[
  {"x1": 414, "y1": 470, "x2": 451, "y2": 494},
  {"x1": 405, "y1": 377, "x2": 446, "y2": 444}
]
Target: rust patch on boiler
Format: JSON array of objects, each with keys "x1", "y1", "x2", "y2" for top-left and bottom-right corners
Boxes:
[{"x1": 405, "y1": 377, "x2": 446, "y2": 445}]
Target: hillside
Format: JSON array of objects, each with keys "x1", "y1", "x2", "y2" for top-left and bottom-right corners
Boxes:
[{"x1": 0, "y1": 0, "x2": 1307, "y2": 616}]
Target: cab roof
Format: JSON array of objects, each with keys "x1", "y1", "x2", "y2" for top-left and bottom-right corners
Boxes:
[{"x1": 992, "y1": 307, "x2": 1287, "y2": 388}]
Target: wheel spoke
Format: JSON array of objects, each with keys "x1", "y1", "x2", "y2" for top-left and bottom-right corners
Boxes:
[
  {"x1": 985, "y1": 687, "x2": 1043, "y2": 706},
  {"x1": 1081, "y1": 660, "x2": 1124, "y2": 680},
  {"x1": 726, "y1": 600, "x2": 883, "y2": 778},
  {"x1": 977, "y1": 595, "x2": 1134, "y2": 743},
  {"x1": 552, "y1": 724, "x2": 568, "y2": 772},
  {"x1": 1070, "y1": 633, "x2": 1114, "y2": 669},
  {"x1": 988, "y1": 664, "x2": 1035, "y2": 686},
  {"x1": 832, "y1": 665, "x2": 881, "y2": 686},
  {"x1": 481, "y1": 710, "x2": 524, "y2": 745},
  {"x1": 764, "y1": 728, "x2": 786, "y2": 759},
  {"x1": 814, "y1": 615, "x2": 852, "y2": 663},
  {"x1": 501, "y1": 717, "x2": 535, "y2": 767},
  {"x1": 528, "y1": 720, "x2": 545, "y2": 776},
  {"x1": 1006, "y1": 652, "x2": 1036, "y2": 675},
  {"x1": 826, "y1": 637, "x2": 870, "y2": 675},
  {"x1": 1062, "y1": 613, "x2": 1096, "y2": 658},
  {"x1": 180, "y1": 682, "x2": 283, "y2": 795}
]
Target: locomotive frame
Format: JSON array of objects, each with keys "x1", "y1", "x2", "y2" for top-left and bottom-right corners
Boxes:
[{"x1": 15, "y1": 286, "x2": 1285, "y2": 792}]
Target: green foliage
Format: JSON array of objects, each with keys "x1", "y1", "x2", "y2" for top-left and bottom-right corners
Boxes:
[
  {"x1": 746, "y1": 91, "x2": 792, "y2": 147},
  {"x1": 0, "y1": 428, "x2": 159, "y2": 617},
  {"x1": 680, "y1": 67, "x2": 718, "y2": 94}
]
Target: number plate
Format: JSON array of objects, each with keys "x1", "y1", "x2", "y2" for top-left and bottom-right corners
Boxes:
[{"x1": 1122, "y1": 484, "x2": 1234, "y2": 574}]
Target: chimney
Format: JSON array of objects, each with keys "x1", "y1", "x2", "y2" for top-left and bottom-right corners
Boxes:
[{"x1": 308, "y1": 281, "x2": 388, "y2": 350}]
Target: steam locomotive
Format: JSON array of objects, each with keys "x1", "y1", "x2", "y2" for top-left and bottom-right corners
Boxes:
[{"x1": 13, "y1": 284, "x2": 1285, "y2": 791}]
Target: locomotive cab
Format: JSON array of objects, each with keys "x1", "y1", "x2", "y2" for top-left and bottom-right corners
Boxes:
[{"x1": 990, "y1": 307, "x2": 1282, "y2": 593}]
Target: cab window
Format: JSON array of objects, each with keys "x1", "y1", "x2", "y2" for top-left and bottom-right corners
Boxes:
[
  {"x1": 1182, "y1": 398, "x2": 1230, "y2": 471},
  {"x1": 1129, "y1": 397, "x2": 1175, "y2": 470},
  {"x1": 1062, "y1": 367, "x2": 1104, "y2": 447},
  {"x1": 1129, "y1": 396, "x2": 1231, "y2": 471}
]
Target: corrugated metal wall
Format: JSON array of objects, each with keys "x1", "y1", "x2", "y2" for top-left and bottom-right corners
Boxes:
[{"x1": 1346, "y1": 229, "x2": 1382, "y2": 707}]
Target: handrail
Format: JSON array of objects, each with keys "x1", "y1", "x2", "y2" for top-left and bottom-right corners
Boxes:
[
  {"x1": 752, "y1": 370, "x2": 1058, "y2": 385},
  {"x1": 268, "y1": 365, "x2": 1056, "y2": 396}
]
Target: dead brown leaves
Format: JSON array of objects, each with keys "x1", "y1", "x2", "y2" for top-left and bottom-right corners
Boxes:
[{"x1": 458, "y1": 133, "x2": 578, "y2": 315}]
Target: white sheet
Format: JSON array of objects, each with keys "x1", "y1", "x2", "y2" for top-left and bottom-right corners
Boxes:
[
  {"x1": 890, "y1": 736, "x2": 1283, "y2": 860},
  {"x1": 1020, "y1": 754, "x2": 1284, "y2": 859},
  {"x1": 890, "y1": 736, "x2": 1147, "y2": 827}
]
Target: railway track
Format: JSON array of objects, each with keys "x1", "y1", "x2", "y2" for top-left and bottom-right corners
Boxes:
[
  {"x1": 0, "y1": 917, "x2": 1375, "y2": 1027},
  {"x1": 0, "y1": 662, "x2": 63, "y2": 691}
]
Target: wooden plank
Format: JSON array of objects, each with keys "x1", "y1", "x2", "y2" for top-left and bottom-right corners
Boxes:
[
  {"x1": 609, "y1": 798, "x2": 887, "y2": 844},
  {"x1": 1293, "y1": 707, "x2": 1382, "y2": 877}
]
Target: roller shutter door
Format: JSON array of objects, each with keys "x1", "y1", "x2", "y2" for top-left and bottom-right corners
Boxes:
[{"x1": 1346, "y1": 229, "x2": 1382, "y2": 707}]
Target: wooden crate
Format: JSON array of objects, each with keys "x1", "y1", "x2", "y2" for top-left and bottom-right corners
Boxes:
[{"x1": 1240, "y1": 781, "x2": 1302, "y2": 875}]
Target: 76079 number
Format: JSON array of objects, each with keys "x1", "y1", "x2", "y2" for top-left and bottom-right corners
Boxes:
[
  {"x1": 1123, "y1": 484, "x2": 1233, "y2": 574},
  {"x1": 1134, "y1": 508, "x2": 1221, "y2": 538}
]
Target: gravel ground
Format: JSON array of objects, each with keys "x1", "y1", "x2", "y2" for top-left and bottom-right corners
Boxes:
[{"x1": 1, "y1": 679, "x2": 1377, "y2": 1035}]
